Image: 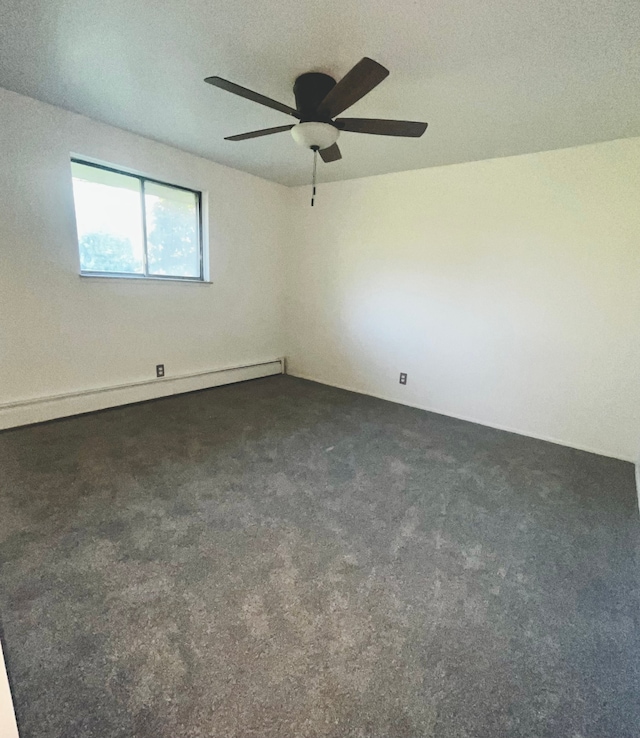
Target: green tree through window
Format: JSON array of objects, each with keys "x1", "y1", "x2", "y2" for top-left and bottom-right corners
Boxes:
[
  {"x1": 79, "y1": 233, "x2": 141, "y2": 273},
  {"x1": 147, "y1": 192, "x2": 199, "y2": 277}
]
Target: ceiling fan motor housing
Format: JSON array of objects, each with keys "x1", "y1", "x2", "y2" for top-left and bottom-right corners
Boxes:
[
  {"x1": 293, "y1": 72, "x2": 336, "y2": 121},
  {"x1": 291, "y1": 72, "x2": 340, "y2": 151}
]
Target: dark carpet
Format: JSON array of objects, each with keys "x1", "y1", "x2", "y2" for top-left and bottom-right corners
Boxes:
[{"x1": 0, "y1": 375, "x2": 638, "y2": 737}]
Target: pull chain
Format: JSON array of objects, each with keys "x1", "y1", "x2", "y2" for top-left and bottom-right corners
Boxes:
[{"x1": 311, "y1": 147, "x2": 318, "y2": 206}]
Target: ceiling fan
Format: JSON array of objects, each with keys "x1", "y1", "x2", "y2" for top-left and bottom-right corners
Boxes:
[{"x1": 204, "y1": 58, "x2": 428, "y2": 203}]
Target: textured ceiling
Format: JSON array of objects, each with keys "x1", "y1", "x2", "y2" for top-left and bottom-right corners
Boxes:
[{"x1": 0, "y1": 0, "x2": 639, "y2": 186}]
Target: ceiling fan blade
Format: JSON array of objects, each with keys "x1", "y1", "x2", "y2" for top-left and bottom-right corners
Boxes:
[
  {"x1": 319, "y1": 143, "x2": 342, "y2": 163},
  {"x1": 316, "y1": 58, "x2": 389, "y2": 119},
  {"x1": 336, "y1": 118, "x2": 428, "y2": 137},
  {"x1": 225, "y1": 125, "x2": 294, "y2": 141},
  {"x1": 204, "y1": 76, "x2": 299, "y2": 118}
]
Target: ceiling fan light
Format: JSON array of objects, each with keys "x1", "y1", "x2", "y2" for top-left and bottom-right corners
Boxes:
[{"x1": 291, "y1": 122, "x2": 339, "y2": 151}]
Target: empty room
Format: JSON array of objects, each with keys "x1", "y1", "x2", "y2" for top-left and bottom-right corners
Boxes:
[{"x1": 1, "y1": 1, "x2": 639, "y2": 736}]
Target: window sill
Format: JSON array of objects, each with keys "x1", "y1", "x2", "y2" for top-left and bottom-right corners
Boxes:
[{"x1": 80, "y1": 273, "x2": 212, "y2": 284}]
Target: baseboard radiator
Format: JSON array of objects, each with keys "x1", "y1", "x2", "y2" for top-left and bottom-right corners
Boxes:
[{"x1": 0, "y1": 359, "x2": 284, "y2": 431}]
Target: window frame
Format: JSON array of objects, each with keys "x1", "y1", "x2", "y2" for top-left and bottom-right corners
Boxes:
[{"x1": 71, "y1": 158, "x2": 205, "y2": 283}]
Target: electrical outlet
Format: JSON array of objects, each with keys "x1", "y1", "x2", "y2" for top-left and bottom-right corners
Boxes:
[
  {"x1": 399, "y1": 372, "x2": 407, "y2": 385},
  {"x1": 156, "y1": 364, "x2": 165, "y2": 378}
]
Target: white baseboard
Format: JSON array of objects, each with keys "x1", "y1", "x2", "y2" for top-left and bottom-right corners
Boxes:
[
  {"x1": 288, "y1": 370, "x2": 636, "y2": 464},
  {"x1": 0, "y1": 359, "x2": 283, "y2": 431}
]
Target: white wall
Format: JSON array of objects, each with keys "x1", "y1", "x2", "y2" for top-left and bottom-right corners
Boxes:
[
  {"x1": 0, "y1": 88, "x2": 288, "y2": 422},
  {"x1": 285, "y1": 138, "x2": 640, "y2": 462},
  {"x1": 0, "y1": 641, "x2": 19, "y2": 738}
]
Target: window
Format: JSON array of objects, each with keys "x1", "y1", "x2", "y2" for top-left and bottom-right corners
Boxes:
[{"x1": 71, "y1": 160, "x2": 204, "y2": 281}]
